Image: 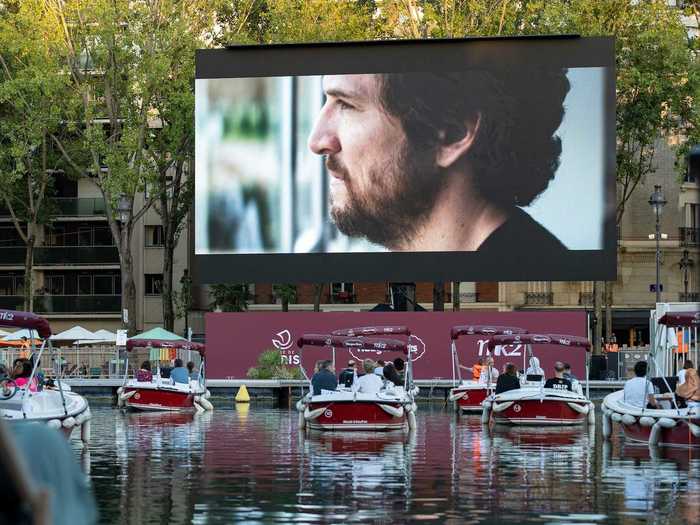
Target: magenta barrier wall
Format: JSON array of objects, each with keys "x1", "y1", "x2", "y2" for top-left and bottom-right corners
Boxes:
[{"x1": 206, "y1": 311, "x2": 587, "y2": 380}]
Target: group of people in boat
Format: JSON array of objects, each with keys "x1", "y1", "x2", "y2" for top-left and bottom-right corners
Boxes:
[
  {"x1": 623, "y1": 359, "x2": 700, "y2": 410},
  {"x1": 311, "y1": 357, "x2": 406, "y2": 395},
  {"x1": 136, "y1": 359, "x2": 199, "y2": 384},
  {"x1": 0, "y1": 357, "x2": 46, "y2": 393},
  {"x1": 460, "y1": 357, "x2": 580, "y2": 395}
]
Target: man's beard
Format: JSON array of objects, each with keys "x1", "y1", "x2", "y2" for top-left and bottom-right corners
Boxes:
[{"x1": 327, "y1": 145, "x2": 443, "y2": 249}]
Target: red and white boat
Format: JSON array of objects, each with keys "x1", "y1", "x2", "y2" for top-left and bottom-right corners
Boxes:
[
  {"x1": 448, "y1": 325, "x2": 528, "y2": 413},
  {"x1": 603, "y1": 310, "x2": 700, "y2": 447},
  {"x1": 296, "y1": 326, "x2": 418, "y2": 432},
  {"x1": 118, "y1": 337, "x2": 213, "y2": 412},
  {"x1": 481, "y1": 333, "x2": 594, "y2": 426},
  {"x1": 0, "y1": 309, "x2": 91, "y2": 443}
]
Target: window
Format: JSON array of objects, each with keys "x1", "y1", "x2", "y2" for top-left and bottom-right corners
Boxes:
[
  {"x1": 145, "y1": 274, "x2": 163, "y2": 296},
  {"x1": 46, "y1": 275, "x2": 65, "y2": 295},
  {"x1": 0, "y1": 227, "x2": 23, "y2": 247},
  {"x1": 145, "y1": 225, "x2": 165, "y2": 247},
  {"x1": 78, "y1": 274, "x2": 92, "y2": 295},
  {"x1": 0, "y1": 273, "x2": 23, "y2": 296},
  {"x1": 93, "y1": 275, "x2": 113, "y2": 295}
]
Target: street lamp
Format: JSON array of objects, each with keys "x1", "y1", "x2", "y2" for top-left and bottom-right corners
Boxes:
[
  {"x1": 117, "y1": 193, "x2": 131, "y2": 225},
  {"x1": 116, "y1": 193, "x2": 132, "y2": 332},
  {"x1": 648, "y1": 185, "x2": 667, "y2": 304},
  {"x1": 180, "y1": 269, "x2": 192, "y2": 340},
  {"x1": 679, "y1": 249, "x2": 694, "y2": 299}
]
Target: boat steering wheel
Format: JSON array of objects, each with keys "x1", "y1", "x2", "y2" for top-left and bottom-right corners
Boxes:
[{"x1": 1, "y1": 378, "x2": 18, "y2": 400}]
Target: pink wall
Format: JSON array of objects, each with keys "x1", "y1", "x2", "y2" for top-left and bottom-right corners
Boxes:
[{"x1": 206, "y1": 311, "x2": 588, "y2": 380}]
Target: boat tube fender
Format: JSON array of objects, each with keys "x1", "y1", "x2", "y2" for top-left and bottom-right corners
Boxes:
[
  {"x1": 481, "y1": 405, "x2": 491, "y2": 424},
  {"x1": 649, "y1": 423, "x2": 663, "y2": 446},
  {"x1": 378, "y1": 404, "x2": 404, "y2": 418},
  {"x1": 62, "y1": 417, "x2": 76, "y2": 429},
  {"x1": 602, "y1": 412, "x2": 612, "y2": 439},
  {"x1": 204, "y1": 389, "x2": 212, "y2": 399},
  {"x1": 298, "y1": 410, "x2": 306, "y2": 430},
  {"x1": 448, "y1": 390, "x2": 467, "y2": 402},
  {"x1": 610, "y1": 412, "x2": 623, "y2": 423},
  {"x1": 295, "y1": 399, "x2": 306, "y2": 412},
  {"x1": 193, "y1": 400, "x2": 205, "y2": 413},
  {"x1": 657, "y1": 417, "x2": 677, "y2": 429},
  {"x1": 492, "y1": 401, "x2": 514, "y2": 413},
  {"x1": 407, "y1": 410, "x2": 417, "y2": 430},
  {"x1": 195, "y1": 396, "x2": 214, "y2": 411},
  {"x1": 639, "y1": 416, "x2": 656, "y2": 427},
  {"x1": 587, "y1": 406, "x2": 595, "y2": 425},
  {"x1": 621, "y1": 414, "x2": 637, "y2": 426},
  {"x1": 81, "y1": 419, "x2": 91, "y2": 444},
  {"x1": 688, "y1": 422, "x2": 700, "y2": 438},
  {"x1": 567, "y1": 402, "x2": 590, "y2": 415},
  {"x1": 47, "y1": 419, "x2": 62, "y2": 429},
  {"x1": 117, "y1": 386, "x2": 124, "y2": 395},
  {"x1": 304, "y1": 406, "x2": 328, "y2": 421}
]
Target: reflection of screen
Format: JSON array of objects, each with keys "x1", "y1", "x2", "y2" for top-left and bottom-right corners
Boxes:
[{"x1": 195, "y1": 37, "x2": 616, "y2": 283}]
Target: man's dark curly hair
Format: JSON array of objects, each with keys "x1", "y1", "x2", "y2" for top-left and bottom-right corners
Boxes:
[{"x1": 377, "y1": 69, "x2": 570, "y2": 208}]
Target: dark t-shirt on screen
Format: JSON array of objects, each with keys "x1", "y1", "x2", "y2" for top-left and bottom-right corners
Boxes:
[
  {"x1": 478, "y1": 207, "x2": 567, "y2": 254},
  {"x1": 544, "y1": 377, "x2": 573, "y2": 392}
]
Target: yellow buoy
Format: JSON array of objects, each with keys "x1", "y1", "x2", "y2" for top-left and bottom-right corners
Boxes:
[{"x1": 235, "y1": 384, "x2": 251, "y2": 403}]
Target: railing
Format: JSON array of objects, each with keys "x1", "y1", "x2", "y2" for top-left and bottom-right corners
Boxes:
[
  {"x1": 33, "y1": 294, "x2": 121, "y2": 314},
  {"x1": 679, "y1": 292, "x2": 700, "y2": 302},
  {"x1": 51, "y1": 198, "x2": 106, "y2": 216},
  {"x1": 680, "y1": 227, "x2": 699, "y2": 247},
  {"x1": 579, "y1": 292, "x2": 594, "y2": 306},
  {"x1": 524, "y1": 292, "x2": 554, "y2": 305},
  {"x1": 0, "y1": 296, "x2": 23, "y2": 310},
  {"x1": 0, "y1": 246, "x2": 119, "y2": 265}
]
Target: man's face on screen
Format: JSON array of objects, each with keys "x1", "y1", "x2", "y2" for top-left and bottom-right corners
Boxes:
[{"x1": 307, "y1": 74, "x2": 441, "y2": 248}]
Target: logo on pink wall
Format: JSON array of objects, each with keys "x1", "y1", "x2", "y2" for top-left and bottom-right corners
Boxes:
[{"x1": 271, "y1": 330, "x2": 293, "y2": 350}]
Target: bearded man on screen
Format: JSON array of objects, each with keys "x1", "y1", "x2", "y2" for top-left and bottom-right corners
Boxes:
[{"x1": 307, "y1": 70, "x2": 570, "y2": 253}]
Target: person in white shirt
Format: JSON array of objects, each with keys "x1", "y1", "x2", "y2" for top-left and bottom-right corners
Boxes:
[
  {"x1": 623, "y1": 361, "x2": 658, "y2": 409},
  {"x1": 355, "y1": 359, "x2": 383, "y2": 394},
  {"x1": 678, "y1": 360, "x2": 694, "y2": 386},
  {"x1": 373, "y1": 360, "x2": 386, "y2": 377},
  {"x1": 478, "y1": 356, "x2": 499, "y2": 385},
  {"x1": 525, "y1": 357, "x2": 545, "y2": 379}
]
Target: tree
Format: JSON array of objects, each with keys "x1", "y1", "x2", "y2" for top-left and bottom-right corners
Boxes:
[
  {"x1": 209, "y1": 284, "x2": 250, "y2": 312},
  {"x1": 0, "y1": 1, "x2": 68, "y2": 311},
  {"x1": 273, "y1": 284, "x2": 297, "y2": 312}
]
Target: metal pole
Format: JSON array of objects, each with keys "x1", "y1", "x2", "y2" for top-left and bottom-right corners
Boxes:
[{"x1": 655, "y1": 208, "x2": 661, "y2": 304}]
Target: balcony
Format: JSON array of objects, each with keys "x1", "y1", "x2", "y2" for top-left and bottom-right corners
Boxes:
[
  {"x1": 52, "y1": 198, "x2": 106, "y2": 217},
  {"x1": 524, "y1": 292, "x2": 554, "y2": 306},
  {"x1": 680, "y1": 227, "x2": 699, "y2": 247},
  {"x1": 0, "y1": 295, "x2": 120, "y2": 313},
  {"x1": 679, "y1": 292, "x2": 700, "y2": 302},
  {"x1": 0, "y1": 296, "x2": 23, "y2": 310},
  {"x1": 0, "y1": 246, "x2": 119, "y2": 266}
]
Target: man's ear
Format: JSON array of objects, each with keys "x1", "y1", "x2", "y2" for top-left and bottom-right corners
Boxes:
[{"x1": 435, "y1": 114, "x2": 481, "y2": 168}]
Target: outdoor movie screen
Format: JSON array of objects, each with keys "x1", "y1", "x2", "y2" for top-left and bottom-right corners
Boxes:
[{"x1": 194, "y1": 36, "x2": 616, "y2": 283}]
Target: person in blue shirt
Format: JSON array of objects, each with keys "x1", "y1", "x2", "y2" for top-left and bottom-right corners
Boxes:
[
  {"x1": 170, "y1": 358, "x2": 189, "y2": 384},
  {"x1": 311, "y1": 360, "x2": 337, "y2": 395}
]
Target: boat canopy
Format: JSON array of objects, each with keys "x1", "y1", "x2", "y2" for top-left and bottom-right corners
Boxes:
[
  {"x1": 450, "y1": 325, "x2": 528, "y2": 340},
  {"x1": 297, "y1": 334, "x2": 409, "y2": 354},
  {"x1": 487, "y1": 333, "x2": 591, "y2": 351},
  {"x1": 331, "y1": 325, "x2": 411, "y2": 337},
  {"x1": 0, "y1": 309, "x2": 51, "y2": 340},
  {"x1": 658, "y1": 311, "x2": 700, "y2": 328},
  {"x1": 126, "y1": 338, "x2": 205, "y2": 356}
]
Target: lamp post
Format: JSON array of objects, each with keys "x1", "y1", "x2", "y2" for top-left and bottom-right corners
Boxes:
[
  {"x1": 648, "y1": 185, "x2": 667, "y2": 304},
  {"x1": 679, "y1": 249, "x2": 694, "y2": 299},
  {"x1": 116, "y1": 193, "x2": 132, "y2": 331},
  {"x1": 180, "y1": 269, "x2": 192, "y2": 340}
]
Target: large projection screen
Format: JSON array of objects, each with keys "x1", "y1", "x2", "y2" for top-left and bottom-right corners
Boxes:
[{"x1": 194, "y1": 36, "x2": 616, "y2": 283}]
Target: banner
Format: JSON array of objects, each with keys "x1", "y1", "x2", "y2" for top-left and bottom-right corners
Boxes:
[{"x1": 206, "y1": 311, "x2": 587, "y2": 380}]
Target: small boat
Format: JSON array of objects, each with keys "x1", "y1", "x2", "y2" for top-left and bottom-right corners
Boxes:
[
  {"x1": 118, "y1": 336, "x2": 213, "y2": 412},
  {"x1": 296, "y1": 326, "x2": 418, "y2": 432},
  {"x1": 448, "y1": 325, "x2": 528, "y2": 413},
  {"x1": 602, "y1": 310, "x2": 700, "y2": 447},
  {"x1": 481, "y1": 333, "x2": 594, "y2": 426},
  {"x1": 0, "y1": 309, "x2": 91, "y2": 443}
]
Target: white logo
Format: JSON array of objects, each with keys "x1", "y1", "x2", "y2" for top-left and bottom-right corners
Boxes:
[
  {"x1": 272, "y1": 330, "x2": 294, "y2": 350},
  {"x1": 346, "y1": 334, "x2": 426, "y2": 362},
  {"x1": 477, "y1": 340, "x2": 522, "y2": 357},
  {"x1": 323, "y1": 409, "x2": 333, "y2": 418},
  {"x1": 513, "y1": 404, "x2": 522, "y2": 413},
  {"x1": 0, "y1": 311, "x2": 14, "y2": 321}
]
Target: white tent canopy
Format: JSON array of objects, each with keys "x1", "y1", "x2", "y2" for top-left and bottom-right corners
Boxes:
[
  {"x1": 75, "y1": 329, "x2": 117, "y2": 346},
  {"x1": 50, "y1": 326, "x2": 98, "y2": 342},
  {"x1": 1, "y1": 329, "x2": 38, "y2": 341}
]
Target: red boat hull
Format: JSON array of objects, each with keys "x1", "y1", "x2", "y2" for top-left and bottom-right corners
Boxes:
[
  {"x1": 454, "y1": 387, "x2": 489, "y2": 413},
  {"x1": 124, "y1": 387, "x2": 196, "y2": 411},
  {"x1": 307, "y1": 401, "x2": 406, "y2": 431},
  {"x1": 620, "y1": 420, "x2": 700, "y2": 448},
  {"x1": 493, "y1": 399, "x2": 586, "y2": 426}
]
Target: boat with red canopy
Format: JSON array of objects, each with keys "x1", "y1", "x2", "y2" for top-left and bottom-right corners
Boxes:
[
  {"x1": 0, "y1": 309, "x2": 91, "y2": 443},
  {"x1": 481, "y1": 333, "x2": 594, "y2": 426},
  {"x1": 295, "y1": 326, "x2": 418, "y2": 431},
  {"x1": 448, "y1": 325, "x2": 529, "y2": 413},
  {"x1": 118, "y1": 337, "x2": 212, "y2": 412},
  {"x1": 602, "y1": 310, "x2": 700, "y2": 447}
]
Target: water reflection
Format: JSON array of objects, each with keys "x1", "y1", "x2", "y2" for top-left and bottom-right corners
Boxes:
[{"x1": 74, "y1": 400, "x2": 700, "y2": 524}]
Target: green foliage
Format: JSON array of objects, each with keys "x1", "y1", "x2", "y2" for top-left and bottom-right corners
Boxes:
[
  {"x1": 246, "y1": 348, "x2": 303, "y2": 379},
  {"x1": 209, "y1": 284, "x2": 251, "y2": 312}
]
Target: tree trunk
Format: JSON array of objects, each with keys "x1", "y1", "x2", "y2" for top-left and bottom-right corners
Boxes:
[
  {"x1": 120, "y1": 229, "x2": 138, "y2": 335},
  {"x1": 162, "y1": 237, "x2": 175, "y2": 331},
  {"x1": 313, "y1": 284, "x2": 323, "y2": 312},
  {"x1": 282, "y1": 297, "x2": 289, "y2": 312},
  {"x1": 432, "y1": 282, "x2": 445, "y2": 312},
  {"x1": 604, "y1": 281, "x2": 613, "y2": 344},
  {"x1": 593, "y1": 281, "x2": 603, "y2": 356},
  {"x1": 23, "y1": 230, "x2": 35, "y2": 312},
  {"x1": 452, "y1": 281, "x2": 460, "y2": 311}
]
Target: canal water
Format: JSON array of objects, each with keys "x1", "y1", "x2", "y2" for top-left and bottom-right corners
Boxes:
[{"x1": 74, "y1": 399, "x2": 700, "y2": 524}]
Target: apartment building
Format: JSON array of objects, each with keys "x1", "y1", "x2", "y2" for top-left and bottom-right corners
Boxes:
[{"x1": 0, "y1": 175, "x2": 189, "y2": 334}]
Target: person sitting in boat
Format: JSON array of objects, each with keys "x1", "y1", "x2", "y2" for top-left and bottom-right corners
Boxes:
[
  {"x1": 394, "y1": 358, "x2": 406, "y2": 381},
  {"x1": 12, "y1": 361, "x2": 38, "y2": 392},
  {"x1": 478, "y1": 356, "x2": 499, "y2": 385},
  {"x1": 544, "y1": 361, "x2": 573, "y2": 391},
  {"x1": 374, "y1": 360, "x2": 386, "y2": 377},
  {"x1": 562, "y1": 363, "x2": 577, "y2": 381},
  {"x1": 187, "y1": 361, "x2": 199, "y2": 381},
  {"x1": 354, "y1": 359, "x2": 383, "y2": 394},
  {"x1": 495, "y1": 363, "x2": 520, "y2": 394},
  {"x1": 136, "y1": 361, "x2": 153, "y2": 382},
  {"x1": 459, "y1": 358, "x2": 483, "y2": 381},
  {"x1": 677, "y1": 360, "x2": 694, "y2": 385},
  {"x1": 338, "y1": 360, "x2": 357, "y2": 388},
  {"x1": 524, "y1": 357, "x2": 545, "y2": 382},
  {"x1": 311, "y1": 360, "x2": 338, "y2": 395},
  {"x1": 623, "y1": 361, "x2": 658, "y2": 409},
  {"x1": 383, "y1": 360, "x2": 404, "y2": 387},
  {"x1": 170, "y1": 358, "x2": 190, "y2": 385},
  {"x1": 676, "y1": 367, "x2": 700, "y2": 411}
]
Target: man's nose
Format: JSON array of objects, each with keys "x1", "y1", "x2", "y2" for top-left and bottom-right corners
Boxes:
[{"x1": 308, "y1": 105, "x2": 340, "y2": 156}]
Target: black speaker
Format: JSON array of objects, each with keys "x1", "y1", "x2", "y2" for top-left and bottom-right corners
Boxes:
[
  {"x1": 589, "y1": 355, "x2": 608, "y2": 380},
  {"x1": 606, "y1": 353, "x2": 619, "y2": 380}
]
